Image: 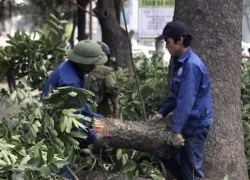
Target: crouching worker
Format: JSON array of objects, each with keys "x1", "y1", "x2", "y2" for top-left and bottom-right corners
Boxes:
[{"x1": 41, "y1": 40, "x2": 108, "y2": 178}]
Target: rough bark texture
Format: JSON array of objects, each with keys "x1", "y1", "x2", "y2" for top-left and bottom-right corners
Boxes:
[
  {"x1": 93, "y1": 118, "x2": 176, "y2": 158},
  {"x1": 113, "y1": 0, "x2": 121, "y2": 25},
  {"x1": 94, "y1": 0, "x2": 133, "y2": 74},
  {"x1": 174, "y1": 0, "x2": 248, "y2": 179},
  {"x1": 77, "y1": 0, "x2": 89, "y2": 41}
]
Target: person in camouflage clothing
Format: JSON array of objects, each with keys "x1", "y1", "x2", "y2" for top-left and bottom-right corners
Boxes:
[{"x1": 86, "y1": 42, "x2": 118, "y2": 118}]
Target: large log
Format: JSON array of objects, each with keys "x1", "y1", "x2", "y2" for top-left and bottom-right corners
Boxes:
[{"x1": 93, "y1": 118, "x2": 177, "y2": 158}]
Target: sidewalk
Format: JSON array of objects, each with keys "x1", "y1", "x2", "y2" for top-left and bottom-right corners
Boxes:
[
  {"x1": 0, "y1": 81, "x2": 9, "y2": 91},
  {"x1": 0, "y1": 81, "x2": 40, "y2": 96}
]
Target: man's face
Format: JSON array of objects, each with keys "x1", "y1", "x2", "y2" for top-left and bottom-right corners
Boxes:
[
  {"x1": 75, "y1": 63, "x2": 95, "y2": 73},
  {"x1": 165, "y1": 37, "x2": 183, "y2": 57}
]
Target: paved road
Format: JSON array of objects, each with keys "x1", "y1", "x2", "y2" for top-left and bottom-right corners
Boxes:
[{"x1": 0, "y1": 81, "x2": 9, "y2": 91}]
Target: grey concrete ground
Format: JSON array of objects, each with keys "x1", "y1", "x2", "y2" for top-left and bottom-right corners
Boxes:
[{"x1": 0, "y1": 81, "x2": 9, "y2": 91}]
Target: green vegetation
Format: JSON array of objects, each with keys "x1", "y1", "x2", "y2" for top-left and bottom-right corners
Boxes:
[
  {"x1": 241, "y1": 59, "x2": 250, "y2": 168},
  {"x1": 117, "y1": 52, "x2": 168, "y2": 120},
  {"x1": 0, "y1": 13, "x2": 68, "y2": 90}
]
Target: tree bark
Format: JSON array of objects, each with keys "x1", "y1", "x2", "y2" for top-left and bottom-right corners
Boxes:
[
  {"x1": 94, "y1": 0, "x2": 133, "y2": 74},
  {"x1": 113, "y1": 0, "x2": 121, "y2": 24},
  {"x1": 77, "y1": 0, "x2": 89, "y2": 41},
  {"x1": 174, "y1": 0, "x2": 248, "y2": 179},
  {"x1": 93, "y1": 118, "x2": 177, "y2": 158}
]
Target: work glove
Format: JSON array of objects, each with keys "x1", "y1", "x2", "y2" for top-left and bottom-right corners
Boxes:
[
  {"x1": 167, "y1": 132, "x2": 185, "y2": 149},
  {"x1": 81, "y1": 148, "x2": 92, "y2": 156},
  {"x1": 148, "y1": 113, "x2": 163, "y2": 121}
]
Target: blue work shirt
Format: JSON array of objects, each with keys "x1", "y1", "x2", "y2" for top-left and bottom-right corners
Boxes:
[
  {"x1": 42, "y1": 60, "x2": 85, "y2": 98},
  {"x1": 42, "y1": 60, "x2": 103, "y2": 144},
  {"x1": 158, "y1": 48, "x2": 213, "y2": 133}
]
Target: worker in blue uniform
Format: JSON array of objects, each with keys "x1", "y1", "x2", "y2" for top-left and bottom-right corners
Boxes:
[
  {"x1": 150, "y1": 21, "x2": 213, "y2": 180},
  {"x1": 42, "y1": 40, "x2": 108, "y2": 146}
]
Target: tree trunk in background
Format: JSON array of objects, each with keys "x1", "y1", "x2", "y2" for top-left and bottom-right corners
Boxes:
[
  {"x1": 94, "y1": 0, "x2": 133, "y2": 74},
  {"x1": 174, "y1": 0, "x2": 248, "y2": 179},
  {"x1": 69, "y1": 11, "x2": 77, "y2": 47},
  {"x1": 0, "y1": 0, "x2": 6, "y2": 30},
  {"x1": 77, "y1": 0, "x2": 89, "y2": 41},
  {"x1": 113, "y1": 0, "x2": 121, "y2": 25}
]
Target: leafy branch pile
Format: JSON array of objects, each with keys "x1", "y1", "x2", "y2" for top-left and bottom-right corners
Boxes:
[{"x1": 0, "y1": 84, "x2": 94, "y2": 179}]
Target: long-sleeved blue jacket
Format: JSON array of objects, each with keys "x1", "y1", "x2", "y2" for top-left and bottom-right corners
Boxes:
[
  {"x1": 158, "y1": 48, "x2": 213, "y2": 133},
  {"x1": 42, "y1": 60, "x2": 84, "y2": 99},
  {"x1": 42, "y1": 60, "x2": 103, "y2": 144}
]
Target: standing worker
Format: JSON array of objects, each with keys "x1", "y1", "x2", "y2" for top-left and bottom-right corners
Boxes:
[
  {"x1": 86, "y1": 42, "x2": 118, "y2": 118},
  {"x1": 149, "y1": 21, "x2": 213, "y2": 180}
]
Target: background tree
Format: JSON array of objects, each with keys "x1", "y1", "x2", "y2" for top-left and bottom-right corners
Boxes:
[
  {"x1": 173, "y1": 0, "x2": 248, "y2": 179},
  {"x1": 94, "y1": 0, "x2": 134, "y2": 74},
  {"x1": 77, "y1": 0, "x2": 89, "y2": 41}
]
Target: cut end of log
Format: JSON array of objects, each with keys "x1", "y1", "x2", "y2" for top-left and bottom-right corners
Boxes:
[{"x1": 92, "y1": 118, "x2": 110, "y2": 138}]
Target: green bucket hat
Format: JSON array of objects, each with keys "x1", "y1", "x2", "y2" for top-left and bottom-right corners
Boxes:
[{"x1": 68, "y1": 40, "x2": 108, "y2": 65}]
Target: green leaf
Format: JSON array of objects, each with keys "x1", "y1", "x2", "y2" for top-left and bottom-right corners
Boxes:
[
  {"x1": 27, "y1": 140, "x2": 44, "y2": 156},
  {"x1": 150, "y1": 173, "x2": 165, "y2": 180},
  {"x1": 47, "y1": 147, "x2": 55, "y2": 163},
  {"x1": 12, "y1": 171, "x2": 25, "y2": 180},
  {"x1": 27, "y1": 157, "x2": 40, "y2": 167},
  {"x1": 121, "y1": 160, "x2": 137, "y2": 174},
  {"x1": 48, "y1": 162, "x2": 59, "y2": 173},
  {"x1": 116, "y1": 149, "x2": 122, "y2": 160},
  {"x1": 69, "y1": 131, "x2": 87, "y2": 139},
  {"x1": 132, "y1": 93, "x2": 137, "y2": 100}
]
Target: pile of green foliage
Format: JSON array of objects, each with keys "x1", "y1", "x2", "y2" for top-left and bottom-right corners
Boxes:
[{"x1": 0, "y1": 84, "x2": 94, "y2": 179}]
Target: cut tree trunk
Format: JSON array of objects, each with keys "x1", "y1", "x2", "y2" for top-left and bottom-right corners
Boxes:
[
  {"x1": 93, "y1": 118, "x2": 177, "y2": 158},
  {"x1": 94, "y1": 0, "x2": 133, "y2": 75},
  {"x1": 174, "y1": 0, "x2": 248, "y2": 179}
]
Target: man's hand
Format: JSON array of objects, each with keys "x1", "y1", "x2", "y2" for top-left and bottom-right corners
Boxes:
[
  {"x1": 111, "y1": 110, "x2": 118, "y2": 118},
  {"x1": 167, "y1": 132, "x2": 185, "y2": 149},
  {"x1": 148, "y1": 113, "x2": 163, "y2": 121}
]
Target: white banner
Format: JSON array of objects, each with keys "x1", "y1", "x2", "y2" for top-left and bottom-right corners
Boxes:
[{"x1": 138, "y1": 0, "x2": 174, "y2": 39}]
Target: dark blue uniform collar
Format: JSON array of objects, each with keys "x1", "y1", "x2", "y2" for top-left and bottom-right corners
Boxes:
[{"x1": 177, "y1": 47, "x2": 192, "y2": 64}]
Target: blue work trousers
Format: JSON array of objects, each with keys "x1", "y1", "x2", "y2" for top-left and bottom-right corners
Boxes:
[{"x1": 162, "y1": 126, "x2": 210, "y2": 180}]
